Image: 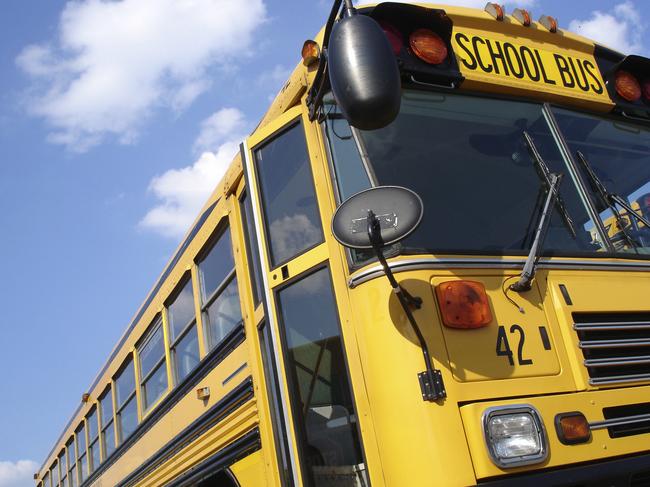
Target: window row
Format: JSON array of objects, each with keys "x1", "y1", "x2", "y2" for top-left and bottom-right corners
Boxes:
[{"x1": 41, "y1": 224, "x2": 244, "y2": 486}]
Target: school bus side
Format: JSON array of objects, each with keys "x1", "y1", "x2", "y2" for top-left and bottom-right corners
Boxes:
[{"x1": 33, "y1": 153, "x2": 286, "y2": 485}]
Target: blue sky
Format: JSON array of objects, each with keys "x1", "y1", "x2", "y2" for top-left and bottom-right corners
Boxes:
[{"x1": 0, "y1": 0, "x2": 647, "y2": 485}]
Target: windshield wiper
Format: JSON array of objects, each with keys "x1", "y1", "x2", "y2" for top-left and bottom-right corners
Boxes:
[
  {"x1": 523, "y1": 131, "x2": 577, "y2": 239},
  {"x1": 510, "y1": 132, "x2": 574, "y2": 292},
  {"x1": 576, "y1": 150, "x2": 650, "y2": 249},
  {"x1": 511, "y1": 172, "x2": 564, "y2": 292}
]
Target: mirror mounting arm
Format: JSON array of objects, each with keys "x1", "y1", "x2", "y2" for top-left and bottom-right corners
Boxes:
[{"x1": 366, "y1": 211, "x2": 446, "y2": 402}]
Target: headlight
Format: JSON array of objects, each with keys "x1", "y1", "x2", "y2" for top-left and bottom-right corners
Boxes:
[{"x1": 483, "y1": 405, "x2": 548, "y2": 468}]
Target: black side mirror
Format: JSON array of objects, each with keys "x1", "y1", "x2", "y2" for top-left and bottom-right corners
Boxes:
[
  {"x1": 328, "y1": 11, "x2": 401, "y2": 130},
  {"x1": 331, "y1": 185, "x2": 422, "y2": 250}
]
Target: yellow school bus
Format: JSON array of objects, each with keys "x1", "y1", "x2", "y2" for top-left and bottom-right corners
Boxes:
[{"x1": 35, "y1": 2, "x2": 650, "y2": 486}]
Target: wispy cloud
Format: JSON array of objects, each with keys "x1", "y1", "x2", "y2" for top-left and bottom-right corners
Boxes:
[
  {"x1": 0, "y1": 460, "x2": 38, "y2": 487},
  {"x1": 140, "y1": 108, "x2": 247, "y2": 238},
  {"x1": 16, "y1": 0, "x2": 266, "y2": 152},
  {"x1": 568, "y1": 1, "x2": 643, "y2": 54}
]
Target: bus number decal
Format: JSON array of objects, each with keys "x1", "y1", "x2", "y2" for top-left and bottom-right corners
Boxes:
[{"x1": 496, "y1": 325, "x2": 534, "y2": 366}]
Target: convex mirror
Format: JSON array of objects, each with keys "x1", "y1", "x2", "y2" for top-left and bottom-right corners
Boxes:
[
  {"x1": 328, "y1": 12, "x2": 401, "y2": 130},
  {"x1": 331, "y1": 186, "x2": 423, "y2": 249}
]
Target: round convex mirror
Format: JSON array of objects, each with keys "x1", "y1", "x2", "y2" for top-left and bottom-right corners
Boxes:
[{"x1": 331, "y1": 186, "x2": 423, "y2": 249}]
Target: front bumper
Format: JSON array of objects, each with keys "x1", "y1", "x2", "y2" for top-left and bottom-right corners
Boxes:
[{"x1": 479, "y1": 452, "x2": 650, "y2": 487}]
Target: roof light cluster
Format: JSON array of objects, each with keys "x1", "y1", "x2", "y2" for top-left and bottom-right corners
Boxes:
[
  {"x1": 379, "y1": 21, "x2": 449, "y2": 65},
  {"x1": 484, "y1": 3, "x2": 558, "y2": 33}
]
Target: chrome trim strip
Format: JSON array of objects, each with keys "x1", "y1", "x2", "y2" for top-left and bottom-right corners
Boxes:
[
  {"x1": 575, "y1": 322, "x2": 650, "y2": 331},
  {"x1": 589, "y1": 373, "x2": 650, "y2": 385},
  {"x1": 584, "y1": 355, "x2": 650, "y2": 367},
  {"x1": 348, "y1": 257, "x2": 650, "y2": 287},
  {"x1": 580, "y1": 338, "x2": 650, "y2": 349},
  {"x1": 242, "y1": 140, "x2": 300, "y2": 486},
  {"x1": 589, "y1": 413, "x2": 650, "y2": 430}
]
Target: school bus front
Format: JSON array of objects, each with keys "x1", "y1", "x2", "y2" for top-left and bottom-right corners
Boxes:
[{"x1": 250, "y1": 3, "x2": 650, "y2": 486}]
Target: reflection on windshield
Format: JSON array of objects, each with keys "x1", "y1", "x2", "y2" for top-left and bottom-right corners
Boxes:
[
  {"x1": 324, "y1": 91, "x2": 602, "y2": 259},
  {"x1": 554, "y1": 108, "x2": 650, "y2": 254}
]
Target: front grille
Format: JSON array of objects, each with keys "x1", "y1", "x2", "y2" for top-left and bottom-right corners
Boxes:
[
  {"x1": 602, "y1": 403, "x2": 650, "y2": 438},
  {"x1": 573, "y1": 312, "x2": 650, "y2": 386}
]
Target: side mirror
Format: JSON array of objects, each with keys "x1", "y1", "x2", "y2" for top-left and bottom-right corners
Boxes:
[
  {"x1": 328, "y1": 12, "x2": 401, "y2": 130},
  {"x1": 331, "y1": 185, "x2": 446, "y2": 402},
  {"x1": 331, "y1": 186, "x2": 422, "y2": 250}
]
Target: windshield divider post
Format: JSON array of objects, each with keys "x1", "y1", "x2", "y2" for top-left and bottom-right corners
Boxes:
[
  {"x1": 542, "y1": 104, "x2": 614, "y2": 252},
  {"x1": 367, "y1": 210, "x2": 446, "y2": 402}
]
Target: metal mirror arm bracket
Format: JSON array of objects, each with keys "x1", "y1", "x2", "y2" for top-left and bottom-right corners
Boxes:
[{"x1": 366, "y1": 210, "x2": 446, "y2": 402}]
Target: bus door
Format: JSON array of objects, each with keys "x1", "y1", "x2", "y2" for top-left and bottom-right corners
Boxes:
[{"x1": 242, "y1": 104, "x2": 378, "y2": 487}]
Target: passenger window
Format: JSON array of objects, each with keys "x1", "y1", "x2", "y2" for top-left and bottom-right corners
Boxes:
[
  {"x1": 167, "y1": 278, "x2": 200, "y2": 382},
  {"x1": 254, "y1": 122, "x2": 323, "y2": 267},
  {"x1": 137, "y1": 318, "x2": 168, "y2": 411},
  {"x1": 51, "y1": 461, "x2": 58, "y2": 487},
  {"x1": 76, "y1": 423, "x2": 87, "y2": 482},
  {"x1": 275, "y1": 267, "x2": 366, "y2": 486},
  {"x1": 58, "y1": 451, "x2": 67, "y2": 486},
  {"x1": 87, "y1": 406, "x2": 100, "y2": 473},
  {"x1": 99, "y1": 387, "x2": 115, "y2": 459},
  {"x1": 198, "y1": 227, "x2": 243, "y2": 348},
  {"x1": 66, "y1": 438, "x2": 77, "y2": 487},
  {"x1": 114, "y1": 357, "x2": 138, "y2": 443}
]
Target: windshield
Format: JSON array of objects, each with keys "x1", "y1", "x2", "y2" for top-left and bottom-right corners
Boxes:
[
  {"x1": 553, "y1": 108, "x2": 650, "y2": 254},
  {"x1": 324, "y1": 90, "x2": 610, "y2": 260}
]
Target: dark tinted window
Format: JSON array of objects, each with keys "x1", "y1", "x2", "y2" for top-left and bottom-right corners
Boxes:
[
  {"x1": 255, "y1": 122, "x2": 323, "y2": 267},
  {"x1": 198, "y1": 226, "x2": 242, "y2": 349},
  {"x1": 240, "y1": 191, "x2": 263, "y2": 306},
  {"x1": 199, "y1": 227, "x2": 234, "y2": 299},
  {"x1": 276, "y1": 267, "x2": 365, "y2": 486}
]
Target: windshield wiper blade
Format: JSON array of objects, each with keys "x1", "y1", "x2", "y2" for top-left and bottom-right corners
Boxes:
[
  {"x1": 576, "y1": 150, "x2": 650, "y2": 247},
  {"x1": 510, "y1": 172, "x2": 563, "y2": 292},
  {"x1": 523, "y1": 131, "x2": 577, "y2": 239}
]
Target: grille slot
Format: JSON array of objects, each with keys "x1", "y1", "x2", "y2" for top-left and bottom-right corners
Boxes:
[
  {"x1": 573, "y1": 313, "x2": 650, "y2": 385},
  {"x1": 602, "y1": 403, "x2": 650, "y2": 438}
]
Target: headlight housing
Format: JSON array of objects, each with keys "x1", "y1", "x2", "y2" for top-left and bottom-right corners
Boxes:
[{"x1": 483, "y1": 405, "x2": 548, "y2": 468}]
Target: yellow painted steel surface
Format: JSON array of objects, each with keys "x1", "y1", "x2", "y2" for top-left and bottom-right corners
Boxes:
[{"x1": 36, "y1": 3, "x2": 650, "y2": 487}]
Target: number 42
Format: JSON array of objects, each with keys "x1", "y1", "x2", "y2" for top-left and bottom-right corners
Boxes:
[{"x1": 496, "y1": 325, "x2": 533, "y2": 366}]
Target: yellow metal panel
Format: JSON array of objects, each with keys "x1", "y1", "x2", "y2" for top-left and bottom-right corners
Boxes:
[
  {"x1": 432, "y1": 275, "x2": 560, "y2": 382},
  {"x1": 461, "y1": 385, "x2": 650, "y2": 479},
  {"x1": 230, "y1": 450, "x2": 267, "y2": 487}
]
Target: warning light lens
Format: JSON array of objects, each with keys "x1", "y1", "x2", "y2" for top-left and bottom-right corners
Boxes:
[
  {"x1": 380, "y1": 21, "x2": 404, "y2": 55},
  {"x1": 555, "y1": 412, "x2": 591, "y2": 445},
  {"x1": 642, "y1": 80, "x2": 650, "y2": 101},
  {"x1": 301, "y1": 40, "x2": 320, "y2": 67},
  {"x1": 435, "y1": 280, "x2": 492, "y2": 329},
  {"x1": 615, "y1": 70, "x2": 641, "y2": 102},
  {"x1": 409, "y1": 29, "x2": 448, "y2": 65}
]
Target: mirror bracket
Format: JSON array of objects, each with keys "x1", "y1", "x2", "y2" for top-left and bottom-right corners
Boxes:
[{"x1": 366, "y1": 211, "x2": 446, "y2": 402}]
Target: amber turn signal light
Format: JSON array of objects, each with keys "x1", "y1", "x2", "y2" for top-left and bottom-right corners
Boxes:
[
  {"x1": 301, "y1": 40, "x2": 320, "y2": 67},
  {"x1": 435, "y1": 280, "x2": 492, "y2": 329},
  {"x1": 409, "y1": 29, "x2": 448, "y2": 65},
  {"x1": 555, "y1": 412, "x2": 591, "y2": 445}
]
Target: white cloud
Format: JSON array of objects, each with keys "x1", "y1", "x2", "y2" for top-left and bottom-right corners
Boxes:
[
  {"x1": 0, "y1": 460, "x2": 38, "y2": 487},
  {"x1": 16, "y1": 0, "x2": 266, "y2": 151},
  {"x1": 140, "y1": 109, "x2": 247, "y2": 238},
  {"x1": 193, "y1": 108, "x2": 246, "y2": 153},
  {"x1": 568, "y1": 1, "x2": 643, "y2": 54},
  {"x1": 355, "y1": 0, "x2": 535, "y2": 7}
]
